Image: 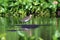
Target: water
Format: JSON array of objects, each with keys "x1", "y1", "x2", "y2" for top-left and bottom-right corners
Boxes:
[{"x1": 0, "y1": 17, "x2": 60, "y2": 40}]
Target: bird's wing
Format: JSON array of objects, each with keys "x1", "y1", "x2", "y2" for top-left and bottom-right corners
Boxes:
[
  {"x1": 21, "y1": 16, "x2": 30, "y2": 22},
  {"x1": 23, "y1": 16, "x2": 30, "y2": 20}
]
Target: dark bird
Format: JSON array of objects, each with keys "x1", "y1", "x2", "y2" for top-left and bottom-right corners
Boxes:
[{"x1": 20, "y1": 14, "x2": 32, "y2": 22}]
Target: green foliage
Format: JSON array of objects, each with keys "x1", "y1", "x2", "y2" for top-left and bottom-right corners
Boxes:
[
  {"x1": 0, "y1": 17, "x2": 8, "y2": 34},
  {"x1": 0, "y1": 0, "x2": 58, "y2": 18},
  {"x1": 0, "y1": 0, "x2": 60, "y2": 40}
]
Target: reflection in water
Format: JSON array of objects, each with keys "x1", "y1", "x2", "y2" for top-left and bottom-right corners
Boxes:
[{"x1": 1, "y1": 18, "x2": 60, "y2": 40}]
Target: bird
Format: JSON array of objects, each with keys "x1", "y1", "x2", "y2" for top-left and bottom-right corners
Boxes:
[
  {"x1": 20, "y1": 14, "x2": 32, "y2": 22},
  {"x1": 19, "y1": 14, "x2": 33, "y2": 36},
  {"x1": 9, "y1": 14, "x2": 51, "y2": 36}
]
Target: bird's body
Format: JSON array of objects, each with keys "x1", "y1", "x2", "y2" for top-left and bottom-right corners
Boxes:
[
  {"x1": 21, "y1": 16, "x2": 31, "y2": 22},
  {"x1": 20, "y1": 14, "x2": 32, "y2": 22}
]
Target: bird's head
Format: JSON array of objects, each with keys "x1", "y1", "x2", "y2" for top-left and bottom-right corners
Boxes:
[
  {"x1": 29, "y1": 14, "x2": 33, "y2": 18},
  {"x1": 53, "y1": 1, "x2": 58, "y2": 5}
]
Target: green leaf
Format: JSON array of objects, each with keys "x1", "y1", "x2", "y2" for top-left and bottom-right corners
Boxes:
[{"x1": 58, "y1": 0, "x2": 60, "y2": 2}]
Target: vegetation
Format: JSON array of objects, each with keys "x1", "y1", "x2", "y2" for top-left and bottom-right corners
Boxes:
[
  {"x1": 0, "y1": 0, "x2": 59, "y2": 18},
  {"x1": 0, "y1": 0, "x2": 60, "y2": 40}
]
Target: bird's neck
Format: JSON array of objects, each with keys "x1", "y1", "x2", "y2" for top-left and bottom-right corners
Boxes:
[
  {"x1": 29, "y1": 15, "x2": 32, "y2": 18},
  {"x1": 30, "y1": 16, "x2": 32, "y2": 18}
]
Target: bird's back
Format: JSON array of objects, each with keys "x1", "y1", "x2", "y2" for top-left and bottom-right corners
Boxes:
[{"x1": 20, "y1": 16, "x2": 31, "y2": 22}]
